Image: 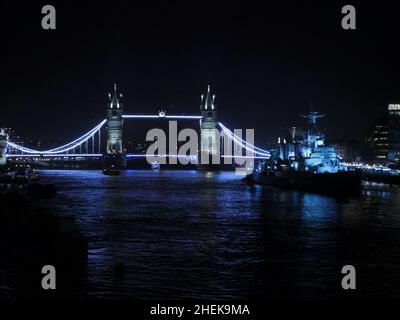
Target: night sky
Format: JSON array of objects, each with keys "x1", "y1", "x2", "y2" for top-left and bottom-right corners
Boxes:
[{"x1": 1, "y1": 1, "x2": 400, "y2": 146}]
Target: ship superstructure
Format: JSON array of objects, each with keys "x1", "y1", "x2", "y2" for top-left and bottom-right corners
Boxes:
[
  {"x1": 276, "y1": 112, "x2": 344, "y2": 173},
  {"x1": 247, "y1": 112, "x2": 361, "y2": 196}
]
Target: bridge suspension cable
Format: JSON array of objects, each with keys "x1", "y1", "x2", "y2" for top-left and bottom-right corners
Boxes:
[
  {"x1": 218, "y1": 122, "x2": 270, "y2": 158},
  {"x1": 6, "y1": 117, "x2": 270, "y2": 159},
  {"x1": 7, "y1": 119, "x2": 106, "y2": 154},
  {"x1": 122, "y1": 114, "x2": 202, "y2": 119}
]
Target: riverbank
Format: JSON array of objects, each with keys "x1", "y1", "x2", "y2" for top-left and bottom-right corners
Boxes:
[{"x1": 0, "y1": 184, "x2": 88, "y2": 299}]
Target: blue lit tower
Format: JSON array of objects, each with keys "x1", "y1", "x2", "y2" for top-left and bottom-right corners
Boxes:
[
  {"x1": 0, "y1": 128, "x2": 8, "y2": 166},
  {"x1": 200, "y1": 85, "x2": 219, "y2": 159},
  {"x1": 106, "y1": 84, "x2": 124, "y2": 154}
]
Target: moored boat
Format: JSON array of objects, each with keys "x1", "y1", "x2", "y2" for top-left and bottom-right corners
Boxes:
[
  {"x1": 245, "y1": 111, "x2": 363, "y2": 196},
  {"x1": 103, "y1": 164, "x2": 121, "y2": 175},
  {"x1": 13, "y1": 168, "x2": 30, "y2": 183},
  {"x1": 151, "y1": 161, "x2": 160, "y2": 170}
]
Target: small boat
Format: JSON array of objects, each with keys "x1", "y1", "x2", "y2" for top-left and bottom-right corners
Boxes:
[
  {"x1": 27, "y1": 165, "x2": 39, "y2": 180},
  {"x1": 1, "y1": 165, "x2": 39, "y2": 184},
  {"x1": 103, "y1": 164, "x2": 121, "y2": 176},
  {"x1": 13, "y1": 165, "x2": 32, "y2": 184},
  {"x1": 151, "y1": 161, "x2": 160, "y2": 170}
]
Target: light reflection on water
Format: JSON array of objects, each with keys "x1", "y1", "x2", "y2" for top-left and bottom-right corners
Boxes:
[{"x1": 38, "y1": 170, "x2": 400, "y2": 299}]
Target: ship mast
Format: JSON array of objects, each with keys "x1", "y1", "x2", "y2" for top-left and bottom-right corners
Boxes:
[
  {"x1": 302, "y1": 110, "x2": 325, "y2": 148},
  {"x1": 302, "y1": 111, "x2": 325, "y2": 132}
]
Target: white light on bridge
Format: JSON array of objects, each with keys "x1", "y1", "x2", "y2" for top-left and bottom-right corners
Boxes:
[{"x1": 122, "y1": 114, "x2": 202, "y2": 119}]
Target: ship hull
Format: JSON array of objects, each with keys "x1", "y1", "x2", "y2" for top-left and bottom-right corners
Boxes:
[{"x1": 245, "y1": 170, "x2": 362, "y2": 196}]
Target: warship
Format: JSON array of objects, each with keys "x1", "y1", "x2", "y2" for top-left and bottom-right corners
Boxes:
[{"x1": 244, "y1": 112, "x2": 362, "y2": 196}]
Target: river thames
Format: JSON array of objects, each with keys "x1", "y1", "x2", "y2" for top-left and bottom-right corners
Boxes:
[{"x1": 38, "y1": 170, "x2": 400, "y2": 299}]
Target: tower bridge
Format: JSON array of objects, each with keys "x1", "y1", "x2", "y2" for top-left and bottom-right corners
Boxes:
[{"x1": 1, "y1": 85, "x2": 271, "y2": 166}]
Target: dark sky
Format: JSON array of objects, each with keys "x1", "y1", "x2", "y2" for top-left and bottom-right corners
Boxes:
[{"x1": 1, "y1": 1, "x2": 400, "y2": 147}]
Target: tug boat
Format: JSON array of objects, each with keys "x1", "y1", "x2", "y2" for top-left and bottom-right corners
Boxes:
[
  {"x1": 245, "y1": 111, "x2": 362, "y2": 196},
  {"x1": 103, "y1": 164, "x2": 121, "y2": 176}
]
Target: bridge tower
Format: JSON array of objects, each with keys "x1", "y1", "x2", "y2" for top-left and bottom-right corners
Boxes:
[
  {"x1": 199, "y1": 85, "x2": 219, "y2": 163},
  {"x1": 0, "y1": 128, "x2": 8, "y2": 166},
  {"x1": 106, "y1": 84, "x2": 124, "y2": 155}
]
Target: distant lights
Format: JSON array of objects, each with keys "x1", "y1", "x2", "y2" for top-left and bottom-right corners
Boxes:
[
  {"x1": 122, "y1": 114, "x2": 202, "y2": 119},
  {"x1": 6, "y1": 154, "x2": 102, "y2": 158}
]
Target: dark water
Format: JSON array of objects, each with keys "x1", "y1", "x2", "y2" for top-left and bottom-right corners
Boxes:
[{"x1": 38, "y1": 170, "x2": 400, "y2": 299}]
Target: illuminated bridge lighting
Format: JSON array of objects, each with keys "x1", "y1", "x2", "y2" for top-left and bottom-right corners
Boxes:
[
  {"x1": 45, "y1": 119, "x2": 106, "y2": 152},
  {"x1": 5, "y1": 117, "x2": 271, "y2": 160},
  {"x1": 126, "y1": 154, "x2": 197, "y2": 159},
  {"x1": 7, "y1": 119, "x2": 107, "y2": 154},
  {"x1": 218, "y1": 122, "x2": 271, "y2": 157},
  {"x1": 221, "y1": 155, "x2": 269, "y2": 159},
  {"x1": 122, "y1": 115, "x2": 202, "y2": 119},
  {"x1": 218, "y1": 122, "x2": 271, "y2": 156},
  {"x1": 7, "y1": 154, "x2": 103, "y2": 158}
]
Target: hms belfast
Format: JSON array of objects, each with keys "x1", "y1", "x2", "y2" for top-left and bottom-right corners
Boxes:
[{"x1": 245, "y1": 111, "x2": 362, "y2": 196}]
